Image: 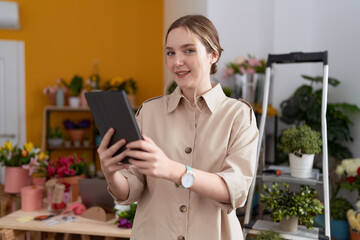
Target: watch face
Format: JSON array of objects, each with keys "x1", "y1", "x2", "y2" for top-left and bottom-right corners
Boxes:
[{"x1": 181, "y1": 173, "x2": 194, "y2": 188}]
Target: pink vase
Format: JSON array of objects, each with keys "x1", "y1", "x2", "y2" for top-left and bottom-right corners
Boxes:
[
  {"x1": 32, "y1": 176, "x2": 47, "y2": 186},
  {"x1": 4, "y1": 167, "x2": 31, "y2": 194},
  {"x1": 21, "y1": 185, "x2": 44, "y2": 211}
]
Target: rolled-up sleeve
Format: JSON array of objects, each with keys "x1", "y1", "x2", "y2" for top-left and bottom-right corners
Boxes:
[{"x1": 215, "y1": 108, "x2": 259, "y2": 213}]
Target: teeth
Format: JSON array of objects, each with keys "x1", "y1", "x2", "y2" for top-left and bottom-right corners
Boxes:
[{"x1": 177, "y1": 71, "x2": 189, "y2": 75}]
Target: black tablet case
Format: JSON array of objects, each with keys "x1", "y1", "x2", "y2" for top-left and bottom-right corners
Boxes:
[{"x1": 85, "y1": 90, "x2": 142, "y2": 163}]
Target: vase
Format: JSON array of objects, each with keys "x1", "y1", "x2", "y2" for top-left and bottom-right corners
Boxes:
[
  {"x1": 58, "y1": 174, "x2": 84, "y2": 202},
  {"x1": 32, "y1": 176, "x2": 47, "y2": 186},
  {"x1": 67, "y1": 129, "x2": 85, "y2": 143},
  {"x1": 232, "y1": 73, "x2": 258, "y2": 104},
  {"x1": 350, "y1": 226, "x2": 360, "y2": 240},
  {"x1": 69, "y1": 96, "x2": 80, "y2": 108},
  {"x1": 4, "y1": 167, "x2": 31, "y2": 193},
  {"x1": 279, "y1": 216, "x2": 298, "y2": 232},
  {"x1": 331, "y1": 220, "x2": 349, "y2": 240},
  {"x1": 289, "y1": 153, "x2": 314, "y2": 178}
]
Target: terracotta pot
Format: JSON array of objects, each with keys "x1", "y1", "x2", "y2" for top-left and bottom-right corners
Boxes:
[
  {"x1": 58, "y1": 174, "x2": 84, "y2": 201},
  {"x1": 32, "y1": 176, "x2": 47, "y2": 186},
  {"x1": 279, "y1": 216, "x2": 298, "y2": 232},
  {"x1": 350, "y1": 226, "x2": 360, "y2": 240},
  {"x1": 4, "y1": 167, "x2": 31, "y2": 193},
  {"x1": 67, "y1": 129, "x2": 85, "y2": 143}
]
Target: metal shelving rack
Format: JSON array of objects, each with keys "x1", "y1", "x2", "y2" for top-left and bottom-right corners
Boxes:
[{"x1": 243, "y1": 52, "x2": 331, "y2": 240}]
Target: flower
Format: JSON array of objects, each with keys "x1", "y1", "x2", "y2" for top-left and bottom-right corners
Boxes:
[
  {"x1": 116, "y1": 203, "x2": 137, "y2": 228},
  {"x1": 0, "y1": 141, "x2": 43, "y2": 167},
  {"x1": 347, "y1": 209, "x2": 360, "y2": 232},
  {"x1": 224, "y1": 54, "x2": 266, "y2": 77},
  {"x1": 336, "y1": 158, "x2": 360, "y2": 194},
  {"x1": 47, "y1": 154, "x2": 88, "y2": 178},
  {"x1": 22, "y1": 151, "x2": 49, "y2": 177},
  {"x1": 103, "y1": 77, "x2": 137, "y2": 95},
  {"x1": 63, "y1": 119, "x2": 91, "y2": 129}
]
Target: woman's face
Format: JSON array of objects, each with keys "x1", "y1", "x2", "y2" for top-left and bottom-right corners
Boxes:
[{"x1": 165, "y1": 27, "x2": 217, "y2": 92}]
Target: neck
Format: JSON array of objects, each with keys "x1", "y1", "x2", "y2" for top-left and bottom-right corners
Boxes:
[{"x1": 181, "y1": 81, "x2": 212, "y2": 104}]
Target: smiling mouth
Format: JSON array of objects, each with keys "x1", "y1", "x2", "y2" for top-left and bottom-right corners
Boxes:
[{"x1": 176, "y1": 71, "x2": 190, "y2": 77}]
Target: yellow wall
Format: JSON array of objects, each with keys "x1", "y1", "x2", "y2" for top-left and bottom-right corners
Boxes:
[{"x1": 0, "y1": 0, "x2": 164, "y2": 145}]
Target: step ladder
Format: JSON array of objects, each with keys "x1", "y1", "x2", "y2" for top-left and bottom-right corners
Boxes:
[{"x1": 242, "y1": 51, "x2": 331, "y2": 240}]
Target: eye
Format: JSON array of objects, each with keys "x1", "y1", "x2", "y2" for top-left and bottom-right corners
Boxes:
[
  {"x1": 185, "y1": 48, "x2": 195, "y2": 54},
  {"x1": 166, "y1": 51, "x2": 175, "y2": 56}
]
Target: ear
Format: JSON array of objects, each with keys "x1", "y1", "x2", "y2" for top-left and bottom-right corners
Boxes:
[{"x1": 210, "y1": 51, "x2": 219, "y2": 64}]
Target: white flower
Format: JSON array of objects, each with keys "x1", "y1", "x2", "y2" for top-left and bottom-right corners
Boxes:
[{"x1": 336, "y1": 165, "x2": 345, "y2": 176}]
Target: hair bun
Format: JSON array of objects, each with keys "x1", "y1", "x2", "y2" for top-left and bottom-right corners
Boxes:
[{"x1": 211, "y1": 64, "x2": 218, "y2": 74}]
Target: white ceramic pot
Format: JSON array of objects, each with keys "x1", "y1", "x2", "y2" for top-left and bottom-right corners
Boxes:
[
  {"x1": 289, "y1": 153, "x2": 314, "y2": 178},
  {"x1": 69, "y1": 96, "x2": 80, "y2": 108},
  {"x1": 47, "y1": 138, "x2": 63, "y2": 147}
]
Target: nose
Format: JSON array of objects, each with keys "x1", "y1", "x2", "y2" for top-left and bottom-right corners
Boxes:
[{"x1": 175, "y1": 54, "x2": 184, "y2": 66}]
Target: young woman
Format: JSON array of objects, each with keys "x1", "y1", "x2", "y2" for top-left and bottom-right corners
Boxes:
[{"x1": 98, "y1": 15, "x2": 259, "y2": 240}]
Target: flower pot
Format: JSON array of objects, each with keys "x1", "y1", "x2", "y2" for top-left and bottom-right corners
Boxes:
[
  {"x1": 47, "y1": 138, "x2": 63, "y2": 147},
  {"x1": 289, "y1": 153, "x2": 314, "y2": 178},
  {"x1": 350, "y1": 226, "x2": 360, "y2": 240},
  {"x1": 58, "y1": 174, "x2": 84, "y2": 202},
  {"x1": 69, "y1": 96, "x2": 80, "y2": 108},
  {"x1": 32, "y1": 176, "x2": 47, "y2": 186},
  {"x1": 331, "y1": 220, "x2": 349, "y2": 240},
  {"x1": 4, "y1": 167, "x2": 31, "y2": 193},
  {"x1": 67, "y1": 129, "x2": 85, "y2": 143},
  {"x1": 279, "y1": 216, "x2": 298, "y2": 232}
]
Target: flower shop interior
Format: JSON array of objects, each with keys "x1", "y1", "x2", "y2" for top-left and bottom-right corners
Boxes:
[{"x1": 0, "y1": 0, "x2": 360, "y2": 239}]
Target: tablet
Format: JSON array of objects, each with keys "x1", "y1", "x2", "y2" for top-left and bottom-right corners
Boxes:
[{"x1": 85, "y1": 90, "x2": 142, "y2": 163}]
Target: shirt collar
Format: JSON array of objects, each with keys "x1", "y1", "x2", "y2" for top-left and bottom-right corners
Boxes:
[{"x1": 166, "y1": 83, "x2": 226, "y2": 114}]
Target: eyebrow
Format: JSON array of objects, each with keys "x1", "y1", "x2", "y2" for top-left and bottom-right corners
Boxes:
[{"x1": 165, "y1": 43, "x2": 196, "y2": 50}]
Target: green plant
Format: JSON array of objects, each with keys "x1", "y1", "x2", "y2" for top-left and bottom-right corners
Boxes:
[
  {"x1": 280, "y1": 125, "x2": 322, "y2": 154},
  {"x1": 103, "y1": 77, "x2": 137, "y2": 94},
  {"x1": 254, "y1": 230, "x2": 285, "y2": 240},
  {"x1": 260, "y1": 182, "x2": 324, "y2": 229},
  {"x1": 116, "y1": 203, "x2": 137, "y2": 228},
  {"x1": 330, "y1": 197, "x2": 353, "y2": 221},
  {"x1": 0, "y1": 141, "x2": 45, "y2": 167},
  {"x1": 47, "y1": 126, "x2": 63, "y2": 139},
  {"x1": 222, "y1": 87, "x2": 233, "y2": 97},
  {"x1": 61, "y1": 75, "x2": 83, "y2": 96},
  {"x1": 280, "y1": 75, "x2": 360, "y2": 161}
]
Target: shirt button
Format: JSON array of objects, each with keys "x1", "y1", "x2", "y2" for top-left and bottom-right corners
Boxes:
[
  {"x1": 185, "y1": 147, "x2": 192, "y2": 154},
  {"x1": 177, "y1": 236, "x2": 185, "y2": 240},
  {"x1": 179, "y1": 205, "x2": 187, "y2": 213}
]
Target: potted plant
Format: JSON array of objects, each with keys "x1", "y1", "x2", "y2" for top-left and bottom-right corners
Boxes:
[
  {"x1": 0, "y1": 141, "x2": 43, "y2": 193},
  {"x1": 347, "y1": 209, "x2": 360, "y2": 240},
  {"x1": 47, "y1": 154, "x2": 88, "y2": 201},
  {"x1": 260, "y1": 182, "x2": 324, "y2": 232},
  {"x1": 47, "y1": 126, "x2": 63, "y2": 147},
  {"x1": 63, "y1": 119, "x2": 90, "y2": 145},
  {"x1": 254, "y1": 230, "x2": 285, "y2": 240},
  {"x1": 103, "y1": 77, "x2": 137, "y2": 108},
  {"x1": 61, "y1": 75, "x2": 83, "y2": 107},
  {"x1": 280, "y1": 125, "x2": 322, "y2": 178},
  {"x1": 330, "y1": 197, "x2": 352, "y2": 240}
]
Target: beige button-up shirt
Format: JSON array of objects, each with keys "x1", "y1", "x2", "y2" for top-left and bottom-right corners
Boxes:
[{"x1": 113, "y1": 83, "x2": 259, "y2": 240}]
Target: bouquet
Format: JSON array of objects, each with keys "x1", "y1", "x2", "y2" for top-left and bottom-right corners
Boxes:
[
  {"x1": 116, "y1": 203, "x2": 137, "y2": 228},
  {"x1": 0, "y1": 141, "x2": 43, "y2": 167},
  {"x1": 47, "y1": 154, "x2": 88, "y2": 178},
  {"x1": 23, "y1": 151, "x2": 49, "y2": 177},
  {"x1": 224, "y1": 54, "x2": 266, "y2": 77},
  {"x1": 336, "y1": 158, "x2": 360, "y2": 193},
  {"x1": 347, "y1": 209, "x2": 360, "y2": 233}
]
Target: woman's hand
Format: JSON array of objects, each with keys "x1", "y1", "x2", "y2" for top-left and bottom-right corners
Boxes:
[
  {"x1": 125, "y1": 135, "x2": 183, "y2": 181},
  {"x1": 97, "y1": 128, "x2": 130, "y2": 180}
]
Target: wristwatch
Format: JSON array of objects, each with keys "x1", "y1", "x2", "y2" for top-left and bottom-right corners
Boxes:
[{"x1": 181, "y1": 165, "x2": 195, "y2": 188}]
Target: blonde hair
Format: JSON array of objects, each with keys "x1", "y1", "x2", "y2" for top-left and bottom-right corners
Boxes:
[{"x1": 165, "y1": 14, "x2": 223, "y2": 75}]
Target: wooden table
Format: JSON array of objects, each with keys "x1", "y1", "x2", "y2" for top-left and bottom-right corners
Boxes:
[{"x1": 0, "y1": 208, "x2": 131, "y2": 239}]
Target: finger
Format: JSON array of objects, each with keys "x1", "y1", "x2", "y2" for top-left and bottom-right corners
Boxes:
[
  {"x1": 106, "y1": 139, "x2": 126, "y2": 157},
  {"x1": 125, "y1": 148, "x2": 155, "y2": 161},
  {"x1": 126, "y1": 140, "x2": 155, "y2": 153},
  {"x1": 98, "y1": 128, "x2": 114, "y2": 151},
  {"x1": 142, "y1": 135, "x2": 155, "y2": 144}
]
